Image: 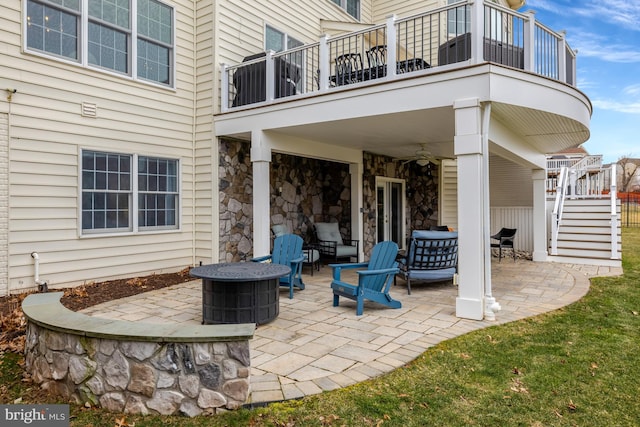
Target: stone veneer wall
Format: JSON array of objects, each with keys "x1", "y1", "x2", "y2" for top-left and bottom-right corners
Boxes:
[
  {"x1": 270, "y1": 153, "x2": 352, "y2": 244},
  {"x1": 217, "y1": 140, "x2": 438, "y2": 262},
  {"x1": 218, "y1": 140, "x2": 353, "y2": 260},
  {"x1": 219, "y1": 139, "x2": 253, "y2": 261},
  {"x1": 24, "y1": 323, "x2": 250, "y2": 417}
]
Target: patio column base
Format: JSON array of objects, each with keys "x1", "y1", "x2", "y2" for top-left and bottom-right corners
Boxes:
[
  {"x1": 456, "y1": 297, "x2": 483, "y2": 320},
  {"x1": 484, "y1": 296, "x2": 501, "y2": 321},
  {"x1": 532, "y1": 250, "x2": 548, "y2": 262}
]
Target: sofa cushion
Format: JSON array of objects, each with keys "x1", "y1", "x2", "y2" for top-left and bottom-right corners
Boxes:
[
  {"x1": 271, "y1": 224, "x2": 288, "y2": 237},
  {"x1": 335, "y1": 245, "x2": 357, "y2": 258},
  {"x1": 315, "y1": 222, "x2": 344, "y2": 246},
  {"x1": 304, "y1": 249, "x2": 320, "y2": 263},
  {"x1": 407, "y1": 267, "x2": 457, "y2": 281}
]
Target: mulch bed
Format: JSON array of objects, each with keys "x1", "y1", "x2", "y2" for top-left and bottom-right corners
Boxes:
[{"x1": 0, "y1": 267, "x2": 195, "y2": 352}]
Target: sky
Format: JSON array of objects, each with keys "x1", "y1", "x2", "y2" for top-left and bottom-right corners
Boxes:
[{"x1": 522, "y1": 0, "x2": 640, "y2": 164}]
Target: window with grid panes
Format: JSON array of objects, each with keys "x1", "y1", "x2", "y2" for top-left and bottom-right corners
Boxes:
[
  {"x1": 447, "y1": 0, "x2": 470, "y2": 36},
  {"x1": 137, "y1": 156, "x2": 178, "y2": 228},
  {"x1": 81, "y1": 150, "x2": 178, "y2": 233},
  {"x1": 26, "y1": 0, "x2": 174, "y2": 86},
  {"x1": 330, "y1": 0, "x2": 360, "y2": 20}
]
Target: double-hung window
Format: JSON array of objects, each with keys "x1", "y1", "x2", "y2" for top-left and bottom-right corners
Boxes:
[
  {"x1": 265, "y1": 25, "x2": 303, "y2": 53},
  {"x1": 26, "y1": 0, "x2": 174, "y2": 86},
  {"x1": 447, "y1": 0, "x2": 470, "y2": 37},
  {"x1": 26, "y1": 0, "x2": 80, "y2": 60},
  {"x1": 137, "y1": 156, "x2": 178, "y2": 229},
  {"x1": 266, "y1": 25, "x2": 304, "y2": 92},
  {"x1": 330, "y1": 0, "x2": 360, "y2": 20},
  {"x1": 88, "y1": 0, "x2": 130, "y2": 74},
  {"x1": 81, "y1": 150, "x2": 179, "y2": 234}
]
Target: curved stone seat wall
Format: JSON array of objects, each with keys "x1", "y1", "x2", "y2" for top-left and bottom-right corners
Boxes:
[{"x1": 22, "y1": 292, "x2": 255, "y2": 417}]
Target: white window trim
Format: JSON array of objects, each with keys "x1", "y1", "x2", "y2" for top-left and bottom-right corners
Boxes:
[
  {"x1": 78, "y1": 148, "x2": 181, "y2": 237},
  {"x1": 23, "y1": 0, "x2": 176, "y2": 89},
  {"x1": 328, "y1": 0, "x2": 360, "y2": 21}
]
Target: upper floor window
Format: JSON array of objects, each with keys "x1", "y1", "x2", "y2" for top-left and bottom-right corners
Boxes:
[
  {"x1": 265, "y1": 25, "x2": 304, "y2": 93},
  {"x1": 26, "y1": 0, "x2": 174, "y2": 86},
  {"x1": 331, "y1": 0, "x2": 360, "y2": 20},
  {"x1": 265, "y1": 25, "x2": 303, "y2": 52},
  {"x1": 447, "y1": 0, "x2": 470, "y2": 36},
  {"x1": 81, "y1": 150, "x2": 179, "y2": 234}
]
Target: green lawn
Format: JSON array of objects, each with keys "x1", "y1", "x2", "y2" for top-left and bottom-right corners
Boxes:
[{"x1": 2, "y1": 229, "x2": 639, "y2": 426}]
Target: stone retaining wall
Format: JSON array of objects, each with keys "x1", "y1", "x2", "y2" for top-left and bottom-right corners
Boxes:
[{"x1": 22, "y1": 293, "x2": 254, "y2": 417}]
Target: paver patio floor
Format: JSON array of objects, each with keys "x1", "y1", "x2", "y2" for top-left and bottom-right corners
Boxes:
[{"x1": 81, "y1": 260, "x2": 621, "y2": 405}]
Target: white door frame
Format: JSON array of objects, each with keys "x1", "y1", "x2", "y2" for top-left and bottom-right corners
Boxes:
[{"x1": 375, "y1": 177, "x2": 406, "y2": 250}]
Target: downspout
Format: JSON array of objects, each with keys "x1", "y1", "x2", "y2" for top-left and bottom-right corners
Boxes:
[
  {"x1": 481, "y1": 102, "x2": 501, "y2": 320},
  {"x1": 30, "y1": 252, "x2": 48, "y2": 292},
  {"x1": 5, "y1": 89, "x2": 17, "y2": 296},
  {"x1": 191, "y1": 0, "x2": 197, "y2": 268}
]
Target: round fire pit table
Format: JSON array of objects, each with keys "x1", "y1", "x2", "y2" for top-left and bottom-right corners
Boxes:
[{"x1": 190, "y1": 262, "x2": 290, "y2": 325}]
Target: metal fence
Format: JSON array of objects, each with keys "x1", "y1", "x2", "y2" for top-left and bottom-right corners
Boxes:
[{"x1": 621, "y1": 193, "x2": 640, "y2": 227}]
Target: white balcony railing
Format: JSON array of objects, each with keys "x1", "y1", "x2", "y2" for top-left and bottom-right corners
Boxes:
[{"x1": 221, "y1": 0, "x2": 577, "y2": 111}]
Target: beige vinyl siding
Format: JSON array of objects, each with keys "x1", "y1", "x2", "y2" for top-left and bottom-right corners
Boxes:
[
  {"x1": 372, "y1": 0, "x2": 441, "y2": 22},
  {"x1": 373, "y1": 0, "x2": 514, "y2": 22},
  {"x1": 439, "y1": 159, "x2": 458, "y2": 230},
  {"x1": 214, "y1": 0, "x2": 378, "y2": 115},
  {"x1": 489, "y1": 155, "x2": 533, "y2": 207},
  {"x1": 217, "y1": 0, "x2": 367, "y2": 68},
  {"x1": 194, "y1": 0, "x2": 216, "y2": 263},
  {"x1": 2, "y1": 0, "x2": 196, "y2": 293}
]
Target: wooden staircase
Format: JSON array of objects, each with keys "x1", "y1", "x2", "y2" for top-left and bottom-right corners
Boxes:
[{"x1": 548, "y1": 198, "x2": 621, "y2": 267}]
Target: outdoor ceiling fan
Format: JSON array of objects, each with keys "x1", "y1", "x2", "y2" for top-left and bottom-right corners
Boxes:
[{"x1": 394, "y1": 144, "x2": 446, "y2": 166}]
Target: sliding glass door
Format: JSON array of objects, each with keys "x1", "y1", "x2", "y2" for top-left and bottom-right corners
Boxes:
[{"x1": 376, "y1": 178, "x2": 406, "y2": 250}]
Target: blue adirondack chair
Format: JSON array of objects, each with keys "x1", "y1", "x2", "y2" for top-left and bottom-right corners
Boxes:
[
  {"x1": 252, "y1": 233, "x2": 305, "y2": 299},
  {"x1": 330, "y1": 240, "x2": 401, "y2": 315}
]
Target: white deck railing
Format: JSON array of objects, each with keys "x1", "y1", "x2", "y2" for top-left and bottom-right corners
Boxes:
[
  {"x1": 546, "y1": 155, "x2": 606, "y2": 197},
  {"x1": 221, "y1": 0, "x2": 576, "y2": 111}
]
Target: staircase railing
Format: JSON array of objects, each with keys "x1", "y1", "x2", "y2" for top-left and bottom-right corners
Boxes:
[
  {"x1": 546, "y1": 155, "x2": 604, "y2": 197},
  {"x1": 550, "y1": 166, "x2": 569, "y2": 255},
  {"x1": 549, "y1": 163, "x2": 620, "y2": 261}
]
